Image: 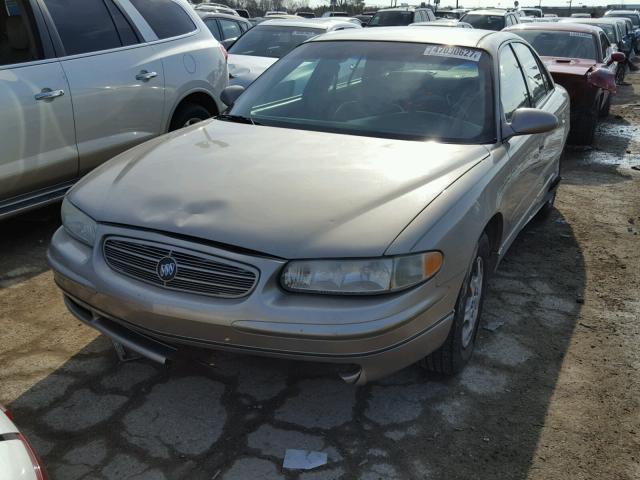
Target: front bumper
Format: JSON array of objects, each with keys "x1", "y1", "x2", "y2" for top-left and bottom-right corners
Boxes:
[{"x1": 48, "y1": 225, "x2": 461, "y2": 384}]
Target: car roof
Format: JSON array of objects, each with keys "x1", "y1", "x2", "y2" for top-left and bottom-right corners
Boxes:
[
  {"x1": 464, "y1": 9, "x2": 510, "y2": 16},
  {"x1": 376, "y1": 6, "x2": 426, "y2": 12},
  {"x1": 559, "y1": 17, "x2": 622, "y2": 25},
  {"x1": 504, "y1": 22, "x2": 602, "y2": 34},
  {"x1": 308, "y1": 26, "x2": 518, "y2": 50},
  {"x1": 197, "y1": 11, "x2": 251, "y2": 22},
  {"x1": 257, "y1": 18, "x2": 351, "y2": 29}
]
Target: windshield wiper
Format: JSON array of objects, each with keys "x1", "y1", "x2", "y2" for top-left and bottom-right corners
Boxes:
[{"x1": 217, "y1": 114, "x2": 261, "y2": 125}]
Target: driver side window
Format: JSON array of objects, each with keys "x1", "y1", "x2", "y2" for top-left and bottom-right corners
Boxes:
[{"x1": 499, "y1": 45, "x2": 530, "y2": 122}]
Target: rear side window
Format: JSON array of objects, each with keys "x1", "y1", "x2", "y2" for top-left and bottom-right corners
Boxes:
[
  {"x1": 219, "y1": 18, "x2": 242, "y2": 40},
  {"x1": 104, "y1": 0, "x2": 139, "y2": 46},
  {"x1": 130, "y1": 0, "x2": 196, "y2": 39},
  {"x1": 512, "y1": 43, "x2": 547, "y2": 105},
  {"x1": 499, "y1": 46, "x2": 530, "y2": 121},
  {"x1": 44, "y1": 0, "x2": 123, "y2": 55},
  {"x1": 203, "y1": 19, "x2": 221, "y2": 40}
]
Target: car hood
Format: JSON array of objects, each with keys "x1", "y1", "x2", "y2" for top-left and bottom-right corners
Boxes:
[
  {"x1": 227, "y1": 54, "x2": 277, "y2": 79},
  {"x1": 70, "y1": 121, "x2": 489, "y2": 259},
  {"x1": 541, "y1": 56, "x2": 597, "y2": 76}
]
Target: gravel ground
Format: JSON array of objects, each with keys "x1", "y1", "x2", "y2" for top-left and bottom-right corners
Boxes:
[{"x1": 0, "y1": 71, "x2": 638, "y2": 480}]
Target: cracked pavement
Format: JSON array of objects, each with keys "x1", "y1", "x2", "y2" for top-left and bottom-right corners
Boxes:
[{"x1": 1, "y1": 78, "x2": 639, "y2": 479}]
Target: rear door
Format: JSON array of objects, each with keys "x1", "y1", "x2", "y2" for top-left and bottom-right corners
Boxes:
[
  {"x1": 40, "y1": 0, "x2": 165, "y2": 175},
  {"x1": 511, "y1": 42, "x2": 566, "y2": 216},
  {"x1": 497, "y1": 43, "x2": 546, "y2": 239},
  {"x1": 0, "y1": 0, "x2": 77, "y2": 205}
]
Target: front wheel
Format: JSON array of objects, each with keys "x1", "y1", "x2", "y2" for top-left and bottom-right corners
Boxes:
[{"x1": 423, "y1": 233, "x2": 490, "y2": 375}]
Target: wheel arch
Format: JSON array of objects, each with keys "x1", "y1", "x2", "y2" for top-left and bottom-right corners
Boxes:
[{"x1": 166, "y1": 89, "x2": 220, "y2": 132}]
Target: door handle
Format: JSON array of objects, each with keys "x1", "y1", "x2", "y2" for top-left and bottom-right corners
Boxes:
[
  {"x1": 136, "y1": 70, "x2": 158, "y2": 81},
  {"x1": 34, "y1": 88, "x2": 64, "y2": 101}
]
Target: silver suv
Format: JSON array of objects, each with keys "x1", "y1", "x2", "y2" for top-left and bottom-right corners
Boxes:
[{"x1": 0, "y1": 0, "x2": 228, "y2": 219}]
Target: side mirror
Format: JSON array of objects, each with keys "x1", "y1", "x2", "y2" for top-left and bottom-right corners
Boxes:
[
  {"x1": 607, "y1": 51, "x2": 625, "y2": 65},
  {"x1": 220, "y1": 85, "x2": 245, "y2": 107},
  {"x1": 505, "y1": 108, "x2": 558, "y2": 137},
  {"x1": 221, "y1": 38, "x2": 236, "y2": 50}
]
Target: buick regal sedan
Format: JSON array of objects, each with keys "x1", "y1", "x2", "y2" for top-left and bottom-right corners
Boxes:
[{"x1": 49, "y1": 28, "x2": 569, "y2": 385}]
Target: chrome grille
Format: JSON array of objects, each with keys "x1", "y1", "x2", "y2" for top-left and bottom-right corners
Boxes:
[{"x1": 103, "y1": 237, "x2": 258, "y2": 298}]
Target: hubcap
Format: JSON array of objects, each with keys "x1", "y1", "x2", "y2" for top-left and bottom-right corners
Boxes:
[
  {"x1": 183, "y1": 117, "x2": 203, "y2": 127},
  {"x1": 461, "y1": 256, "x2": 484, "y2": 349}
]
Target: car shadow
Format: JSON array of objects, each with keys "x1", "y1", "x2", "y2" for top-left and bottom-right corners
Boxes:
[
  {"x1": 7, "y1": 205, "x2": 586, "y2": 480},
  {"x1": 0, "y1": 203, "x2": 61, "y2": 289}
]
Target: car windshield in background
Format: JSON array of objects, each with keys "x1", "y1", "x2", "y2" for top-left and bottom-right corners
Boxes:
[
  {"x1": 512, "y1": 30, "x2": 597, "y2": 60},
  {"x1": 461, "y1": 14, "x2": 505, "y2": 31},
  {"x1": 228, "y1": 25, "x2": 324, "y2": 58},
  {"x1": 227, "y1": 41, "x2": 495, "y2": 143},
  {"x1": 608, "y1": 13, "x2": 640, "y2": 27},
  {"x1": 594, "y1": 24, "x2": 617, "y2": 41},
  {"x1": 369, "y1": 11, "x2": 414, "y2": 26}
]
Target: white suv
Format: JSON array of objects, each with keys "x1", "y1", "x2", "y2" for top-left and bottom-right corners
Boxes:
[{"x1": 0, "y1": 0, "x2": 227, "y2": 218}]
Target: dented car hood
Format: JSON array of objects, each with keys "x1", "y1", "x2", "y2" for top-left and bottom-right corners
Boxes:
[{"x1": 69, "y1": 120, "x2": 489, "y2": 259}]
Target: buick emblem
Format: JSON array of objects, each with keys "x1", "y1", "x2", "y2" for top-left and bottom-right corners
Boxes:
[{"x1": 157, "y1": 256, "x2": 177, "y2": 282}]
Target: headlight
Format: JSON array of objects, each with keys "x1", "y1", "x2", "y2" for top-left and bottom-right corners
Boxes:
[
  {"x1": 281, "y1": 252, "x2": 443, "y2": 295},
  {"x1": 61, "y1": 198, "x2": 97, "y2": 247}
]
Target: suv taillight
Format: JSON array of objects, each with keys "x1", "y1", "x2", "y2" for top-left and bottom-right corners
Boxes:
[{"x1": 219, "y1": 44, "x2": 228, "y2": 62}]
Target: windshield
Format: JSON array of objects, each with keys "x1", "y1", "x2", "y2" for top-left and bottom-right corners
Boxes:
[
  {"x1": 228, "y1": 25, "x2": 324, "y2": 58},
  {"x1": 608, "y1": 13, "x2": 640, "y2": 27},
  {"x1": 594, "y1": 23, "x2": 617, "y2": 41},
  {"x1": 461, "y1": 14, "x2": 505, "y2": 31},
  {"x1": 369, "y1": 11, "x2": 414, "y2": 26},
  {"x1": 512, "y1": 30, "x2": 597, "y2": 60},
  {"x1": 227, "y1": 41, "x2": 495, "y2": 143}
]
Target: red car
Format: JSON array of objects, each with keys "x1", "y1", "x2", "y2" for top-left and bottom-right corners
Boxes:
[{"x1": 505, "y1": 23, "x2": 625, "y2": 144}]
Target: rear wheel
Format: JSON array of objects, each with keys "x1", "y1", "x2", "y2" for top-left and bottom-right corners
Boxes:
[
  {"x1": 169, "y1": 103, "x2": 213, "y2": 131},
  {"x1": 570, "y1": 99, "x2": 599, "y2": 145},
  {"x1": 423, "y1": 233, "x2": 490, "y2": 375}
]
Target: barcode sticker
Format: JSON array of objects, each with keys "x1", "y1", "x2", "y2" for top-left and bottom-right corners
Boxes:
[{"x1": 423, "y1": 45, "x2": 482, "y2": 62}]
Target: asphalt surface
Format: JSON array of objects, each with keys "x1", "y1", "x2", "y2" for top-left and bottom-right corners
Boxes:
[{"x1": 1, "y1": 72, "x2": 639, "y2": 480}]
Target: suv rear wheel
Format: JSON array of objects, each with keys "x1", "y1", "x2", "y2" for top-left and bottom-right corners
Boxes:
[{"x1": 169, "y1": 103, "x2": 213, "y2": 131}]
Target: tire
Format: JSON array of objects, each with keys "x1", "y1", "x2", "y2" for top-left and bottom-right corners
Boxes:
[
  {"x1": 423, "y1": 233, "x2": 490, "y2": 375},
  {"x1": 599, "y1": 93, "x2": 612, "y2": 118},
  {"x1": 569, "y1": 106, "x2": 598, "y2": 145},
  {"x1": 169, "y1": 103, "x2": 213, "y2": 131}
]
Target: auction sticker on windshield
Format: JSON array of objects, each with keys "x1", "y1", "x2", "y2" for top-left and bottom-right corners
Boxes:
[{"x1": 423, "y1": 45, "x2": 482, "y2": 62}]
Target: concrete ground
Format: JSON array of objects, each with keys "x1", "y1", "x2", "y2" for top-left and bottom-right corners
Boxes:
[{"x1": 1, "y1": 73, "x2": 639, "y2": 480}]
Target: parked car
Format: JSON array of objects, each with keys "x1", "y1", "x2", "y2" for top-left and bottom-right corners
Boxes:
[
  {"x1": 368, "y1": 7, "x2": 436, "y2": 27},
  {"x1": 411, "y1": 19, "x2": 473, "y2": 28},
  {"x1": 355, "y1": 14, "x2": 373, "y2": 25},
  {"x1": 226, "y1": 19, "x2": 359, "y2": 87},
  {"x1": 197, "y1": 11, "x2": 252, "y2": 45},
  {"x1": 321, "y1": 11, "x2": 348, "y2": 17},
  {"x1": 0, "y1": 404, "x2": 47, "y2": 479},
  {"x1": 0, "y1": 0, "x2": 227, "y2": 220},
  {"x1": 193, "y1": 2, "x2": 239, "y2": 16},
  {"x1": 460, "y1": 9, "x2": 521, "y2": 30},
  {"x1": 505, "y1": 23, "x2": 624, "y2": 144},
  {"x1": 520, "y1": 7, "x2": 543, "y2": 18},
  {"x1": 559, "y1": 17, "x2": 631, "y2": 82},
  {"x1": 604, "y1": 10, "x2": 640, "y2": 53},
  {"x1": 434, "y1": 8, "x2": 469, "y2": 19},
  {"x1": 49, "y1": 27, "x2": 568, "y2": 385}
]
